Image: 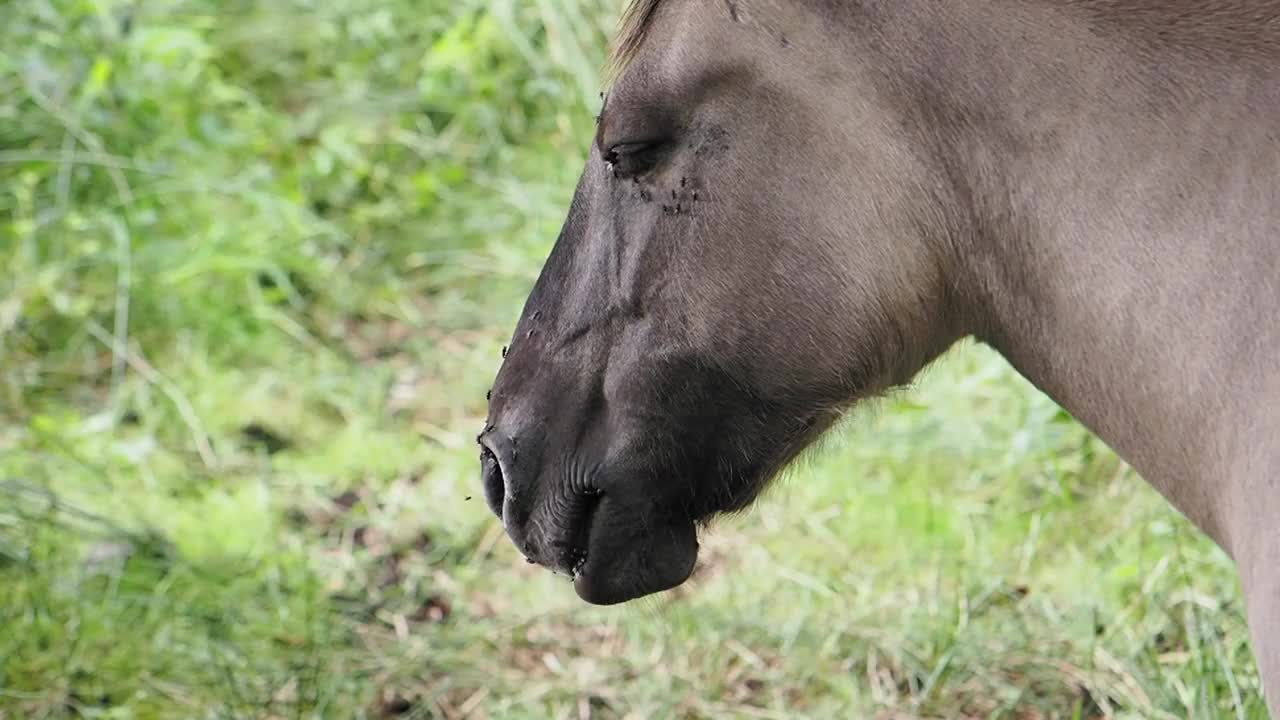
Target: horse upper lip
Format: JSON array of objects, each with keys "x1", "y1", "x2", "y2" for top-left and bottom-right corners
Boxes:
[{"x1": 561, "y1": 490, "x2": 604, "y2": 577}]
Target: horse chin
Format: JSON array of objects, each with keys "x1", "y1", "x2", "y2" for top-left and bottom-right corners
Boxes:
[{"x1": 572, "y1": 514, "x2": 699, "y2": 605}]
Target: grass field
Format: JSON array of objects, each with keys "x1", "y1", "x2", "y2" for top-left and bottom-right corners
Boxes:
[{"x1": 0, "y1": 1, "x2": 1265, "y2": 718}]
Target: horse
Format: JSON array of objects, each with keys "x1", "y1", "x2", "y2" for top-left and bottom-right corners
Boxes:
[{"x1": 478, "y1": 0, "x2": 1280, "y2": 709}]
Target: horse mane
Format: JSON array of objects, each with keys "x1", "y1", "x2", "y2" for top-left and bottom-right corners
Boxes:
[{"x1": 608, "y1": 0, "x2": 664, "y2": 81}]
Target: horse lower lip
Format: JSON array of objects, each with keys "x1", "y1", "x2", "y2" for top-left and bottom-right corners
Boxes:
[{"x1": 572, "y1": 516, "x2": 699, "y2": 605}]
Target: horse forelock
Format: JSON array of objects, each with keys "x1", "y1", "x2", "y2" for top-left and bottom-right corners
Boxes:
[{"x1": 608, "y1": 0, "x2": 664, "y2": 82}]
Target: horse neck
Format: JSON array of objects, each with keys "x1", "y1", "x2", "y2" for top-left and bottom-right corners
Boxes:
[{"x1": 874, "y1": 0, "x2": 1280, "y2": 548}]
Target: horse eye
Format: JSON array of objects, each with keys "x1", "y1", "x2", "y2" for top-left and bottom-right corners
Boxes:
[{"x1": 605, "y1": 141, "x2": 663, "y2": 177}]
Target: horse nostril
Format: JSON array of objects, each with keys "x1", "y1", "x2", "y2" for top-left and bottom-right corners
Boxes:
[{"x1": 480, "y1": 445, "x2": 505, "y2": 519}]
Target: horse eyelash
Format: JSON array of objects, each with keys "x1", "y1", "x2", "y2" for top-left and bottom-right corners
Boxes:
[{"x1": 605, "y1": 142, "x2": 662, "y2": 179}]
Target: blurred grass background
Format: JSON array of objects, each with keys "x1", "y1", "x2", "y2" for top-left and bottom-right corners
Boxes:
[{"x1": 0, "y1": 1, "x2": 1265, "y2": 718}]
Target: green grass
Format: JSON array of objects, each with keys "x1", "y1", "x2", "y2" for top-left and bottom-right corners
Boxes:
[{"x1": 0, "y1": 1, "x2": 1264, "y2": 718}]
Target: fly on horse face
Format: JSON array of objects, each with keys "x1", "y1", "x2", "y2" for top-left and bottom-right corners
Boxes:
[{"x1": 480, "y1": 0, "x2": 1280, "y2": 708}]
